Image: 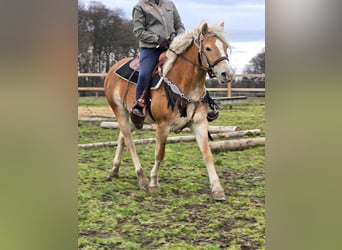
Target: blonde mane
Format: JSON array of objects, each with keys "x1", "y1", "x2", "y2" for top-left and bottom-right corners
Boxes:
[{"x1": 163, "y1": 22, "x2": 230, "y2": 76}]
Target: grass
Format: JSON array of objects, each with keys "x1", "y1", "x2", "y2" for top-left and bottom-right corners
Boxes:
[
  {"x1": 78, "y1": 96, "x2": 109, "y2": 107},
  {"x1": 78, "y1": 97, "x2": 265, "y2": 249}
]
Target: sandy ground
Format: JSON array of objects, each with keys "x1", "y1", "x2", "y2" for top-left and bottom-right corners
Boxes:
[{"x1": 78, "y1": 107, "x2": 114, "y2": 119}]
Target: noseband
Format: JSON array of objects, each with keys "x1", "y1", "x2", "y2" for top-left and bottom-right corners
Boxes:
[{"x1": 169, "y1": 33, "x2": 230, "y2": 78}]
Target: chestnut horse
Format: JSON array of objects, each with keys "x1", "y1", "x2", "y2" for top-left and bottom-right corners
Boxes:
[{"x1": 104, "y1": 22, "x2": 234, "y2": 200}]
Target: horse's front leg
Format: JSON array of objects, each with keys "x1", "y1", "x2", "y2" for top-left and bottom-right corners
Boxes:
[
  {"x1": 192, "y1": 121, "x2": 226, "y2": 201},
  {"x1": 149, "y1": 123, "x2": 170, "y2": 192}
]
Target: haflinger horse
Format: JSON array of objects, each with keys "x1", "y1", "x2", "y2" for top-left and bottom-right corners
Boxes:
[{"x1": 104, "y1": 22, "x2": 234, "y2": 200}]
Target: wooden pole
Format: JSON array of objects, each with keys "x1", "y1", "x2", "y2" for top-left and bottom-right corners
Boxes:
[
  {"x1": 210, "y1": 137, "x2": 265, "y2": 152},
  {"x1": 78, "y1": 132, "x2": 263, "y2": 149},
  {"x1": 100, "y1": 121, "x2": 241, "y2": 133}
]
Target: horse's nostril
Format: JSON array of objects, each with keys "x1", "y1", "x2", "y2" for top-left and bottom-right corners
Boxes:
[{"x1": 221, "y1": 72, "x2": 227, "y2": 78}]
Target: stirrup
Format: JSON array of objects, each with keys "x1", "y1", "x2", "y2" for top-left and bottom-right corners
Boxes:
[
  {"x1": 207, "y1": 109, "x2": 219, "y2": 122},
  {"x1": 130, "y1": 100, "x2": 146, "y2": 129}
]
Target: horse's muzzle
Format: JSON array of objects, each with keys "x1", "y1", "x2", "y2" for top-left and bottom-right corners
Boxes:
[{"x1": 218, "y1": 71, "x2": 234, "y2": 84}]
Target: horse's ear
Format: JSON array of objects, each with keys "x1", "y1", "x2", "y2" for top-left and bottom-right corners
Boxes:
[
  {"x1": 201, "y1": 23, "x2": 208, "y2": 35},
  {"x1": 219, "y1": 21, "x2": 225, "y2": 28}
]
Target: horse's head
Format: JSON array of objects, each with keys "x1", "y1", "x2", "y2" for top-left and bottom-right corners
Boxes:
[{"x1": 196, "y1": 22, "x2": 234, "y2": 84}]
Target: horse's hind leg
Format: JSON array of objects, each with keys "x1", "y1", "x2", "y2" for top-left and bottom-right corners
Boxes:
[
  {"x1": 115, "y1": 112, "x2": 149, "y2": 189},
  {"x1": 106, "y1": 131, "x2": 125, "y2": 181},
  {"x1": 124, "y1": 126, "x2": 150, "y2": 189}
]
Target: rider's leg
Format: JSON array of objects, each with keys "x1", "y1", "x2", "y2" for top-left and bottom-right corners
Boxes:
[{"x1": 132, "y1": 48, "x2": 162, "y2": 113}]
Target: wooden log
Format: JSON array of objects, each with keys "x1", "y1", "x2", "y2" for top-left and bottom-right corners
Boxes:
[
  {"x1": 195, "y1": 125, "x2": 241, "y2": 133},
  {"x1": 211, "y1": 129, "x2": 261, "y2": 139},
  {"x1": 79, "y1": 117, "x2": 112, "y2": 121},
  {"x1": 100, "y1": 122, "x2": 157, "y2": 131},
  {"x1": 210, "y1": 137, "x2": 265, "y2": 152},
  {"x1": 79, "y1": 141, "x2": 119, "y2": 149},
  {"x1": 78, "y1": 132, "x2": 263, "y2": 149},
  {"x1": 78, "y1": 136, "x2": 185, "y2": 149},
  {"x1": 100, "y1": 121, "x2": 240, "y2": 133}
]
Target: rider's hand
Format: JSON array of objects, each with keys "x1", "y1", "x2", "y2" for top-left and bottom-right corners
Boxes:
[{"x1": 157, "y1": 36, "x2": 170, "y2": 49}]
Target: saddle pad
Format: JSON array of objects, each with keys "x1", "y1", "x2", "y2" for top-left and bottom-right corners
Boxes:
[{"x1": 115, "y1": 58, "x2": 162, "y2": 89}]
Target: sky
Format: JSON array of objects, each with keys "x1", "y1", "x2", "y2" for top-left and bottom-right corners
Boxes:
[{"x1": 79, "y1": 0, "x2": 265, "y2": 73}]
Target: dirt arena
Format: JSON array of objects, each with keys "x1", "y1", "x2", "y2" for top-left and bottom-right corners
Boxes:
[{"x1": 78, "y1": 107, "x2": 114, "y2": 119}]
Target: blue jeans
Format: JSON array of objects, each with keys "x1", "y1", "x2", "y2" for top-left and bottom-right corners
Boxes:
[{"x1": 136, "y1": 47, "x2": 165, "y2": 101}]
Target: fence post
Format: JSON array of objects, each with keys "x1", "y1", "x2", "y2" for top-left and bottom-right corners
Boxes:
[{"x1": 227, "y1": 81, "x2": 232, "y2": 97}]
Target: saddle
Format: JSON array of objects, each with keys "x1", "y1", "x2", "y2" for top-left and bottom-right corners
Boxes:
[{"x1": 114, "y1": 52, "x2": 167, "y2": 89}]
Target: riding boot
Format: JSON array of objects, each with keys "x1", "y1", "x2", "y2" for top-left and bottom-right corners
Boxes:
[
  {"x1": 206, "y1": 92, "x2": 220, "y2": 122},
  {"x1": 207, "y1": 108, "x2": 219, "y2": 122},
  {"x1": 130, "y1": 90, "x2": 148, "y2": 129}
]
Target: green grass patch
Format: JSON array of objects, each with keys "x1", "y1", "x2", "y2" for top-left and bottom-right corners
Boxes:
[
  {"x1": 78, "y1": 98, "x2": 265, "y2": 249},
  {"x1": 78, "y1": 96, "x2": 109, "y2": 107}
]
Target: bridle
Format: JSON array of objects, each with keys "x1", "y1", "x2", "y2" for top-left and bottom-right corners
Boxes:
[
  {"x1": 196, "y1": 33, "x2": 230, "y2": 78},
  {"x1": 169, "y1": 33, "x2": 230, "y2": 78}
]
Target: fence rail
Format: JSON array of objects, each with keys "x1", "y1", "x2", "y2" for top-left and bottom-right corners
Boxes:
[{"x1": 78, "y1": 73, "x2": 265, "y2": 97}]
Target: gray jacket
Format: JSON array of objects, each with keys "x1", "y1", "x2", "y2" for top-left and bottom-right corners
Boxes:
[{"x1": 132, "y1": 0, "x2": 185, "y2": 48}]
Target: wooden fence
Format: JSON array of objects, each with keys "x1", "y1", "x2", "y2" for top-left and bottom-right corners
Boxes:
[{"x1": 78, "y1": 73, "x2": 265, "y2": 98}]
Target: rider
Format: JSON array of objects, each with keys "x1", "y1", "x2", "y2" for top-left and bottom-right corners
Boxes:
[{"x1": 130, "y1": 0, "x2": 219, "y2": 127}]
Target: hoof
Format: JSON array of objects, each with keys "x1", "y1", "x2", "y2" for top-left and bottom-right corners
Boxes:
[
  {"x1": 105, "y1": 172, "x2": 119, "y2": 181},
  {"x1": 104, "y1": 176, "x2": 113, "y2": 182},
  {"x1": 138, "y1": 177, "x2": 150, "y2": 190},
  {"x1": 212, "y1": 191, "x2": 226, "y2": 201},
  {"x1": 148, "y1": 185, "x2": 160, "y2": 193}
]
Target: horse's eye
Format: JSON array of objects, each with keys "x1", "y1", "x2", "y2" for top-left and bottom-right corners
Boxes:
[{"x1": 205, "y1": 47, "x2": 212, "y2": 52}]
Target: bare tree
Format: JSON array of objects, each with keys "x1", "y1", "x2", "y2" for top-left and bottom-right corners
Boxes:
[
  {"x1": 78, "y1": 1, "x2": 139, "y2": 95},
  {"x1": 232, "y1": 48, "x2": 265, "y2": 96},
  {"x1": 78, "y1": 1, "x2": 139, "y2": 74},
  {"x1": 244, "y1": 48, "x2": 265, "y2": 74}
]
